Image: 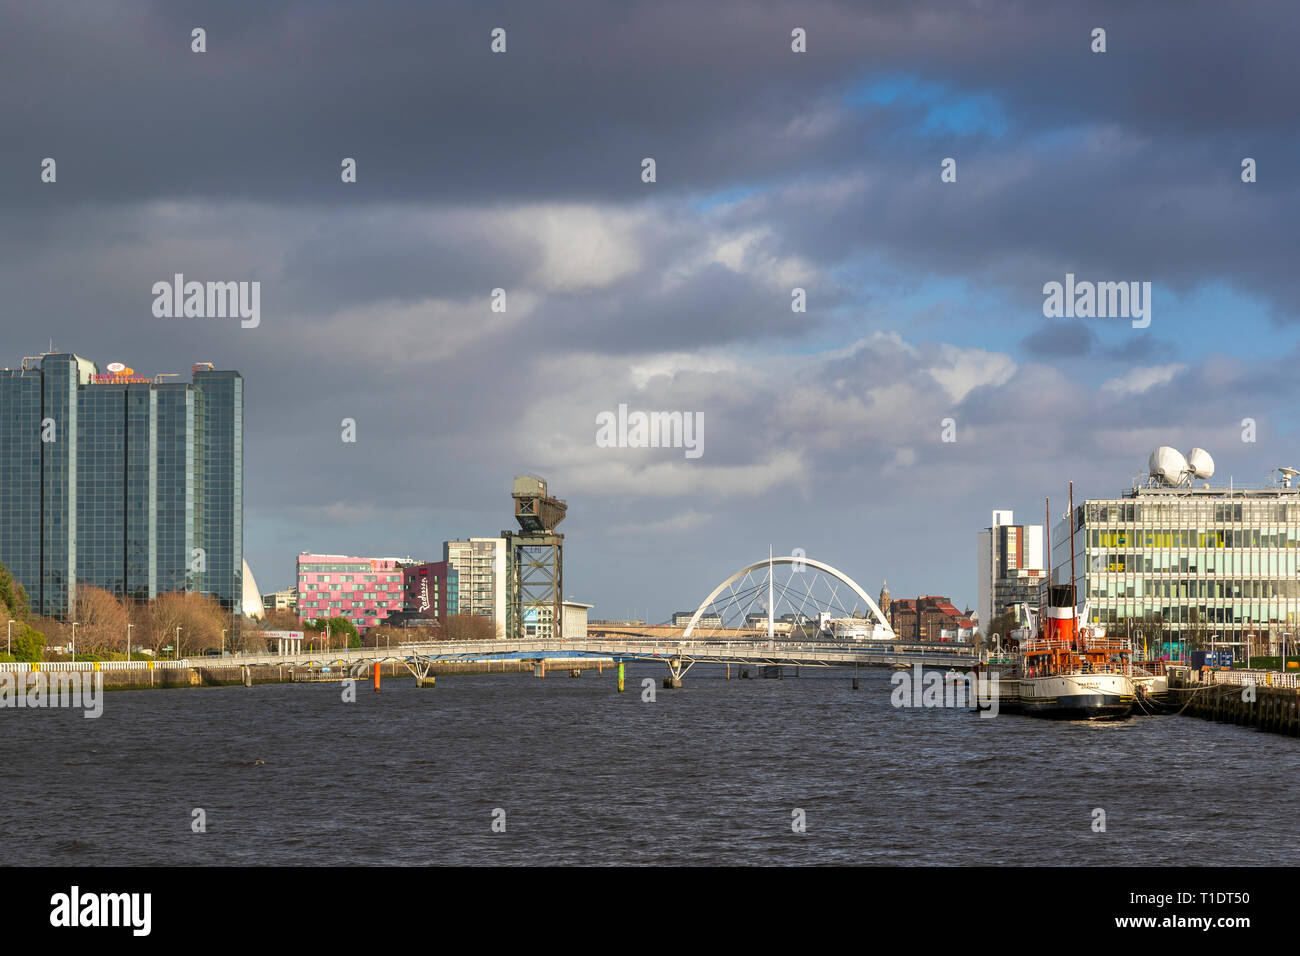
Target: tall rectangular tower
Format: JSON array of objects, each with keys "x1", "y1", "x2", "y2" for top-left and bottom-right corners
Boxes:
[
  {"x1": 0, "y1": 353, "x2": 244, "y2": 617},
  {"x1": 443, "y1": 537, "x2": 506, "y2": 637},
  {"x1": 978, "y1": 509, "x2": 1046, "y2": 635}
]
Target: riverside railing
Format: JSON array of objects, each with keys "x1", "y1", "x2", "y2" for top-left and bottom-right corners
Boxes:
[{"x1": 1202, "y1": 668, "x2": 1300, "y2": 690}]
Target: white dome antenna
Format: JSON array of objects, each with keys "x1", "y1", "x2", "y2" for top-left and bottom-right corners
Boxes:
[
  {"x1": 1149, "y1": 446, "x2": 1189, "y2": 487},
  {"x1": 1187, "y1": 448, "x2": 1215, "y2": 480}
]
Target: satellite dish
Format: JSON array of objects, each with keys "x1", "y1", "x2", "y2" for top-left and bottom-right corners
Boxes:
[
  {"x1": 1149, "y1": 446, "x2": 1189, "y2": 486},
  {"x1": 1187, "y1": 448, "x2": 1215, "y2": 480},
  {"x1": 1279, "y1": 467, "x2": 1300, "y2": 489}
]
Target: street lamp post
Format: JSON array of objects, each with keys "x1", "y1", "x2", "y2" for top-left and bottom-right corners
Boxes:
[
  {"x1": 126, "y1": 622, "x2": 134, "y2": 659},
  {"x1": 175, "y1": 626, "x2": 182, "y2": 660},
  {"x1": 71, "y1": 622, "x2": 79, "y2": 661},
  {"x1": 6, "y1": 619, "x2": 12, "y2": 657},
  {"x1": 222, "y1": 629, "x2": 227, "y2": 656}
]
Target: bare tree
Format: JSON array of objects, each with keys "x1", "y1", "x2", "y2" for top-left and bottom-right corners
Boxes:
[
  {"x1": 148, "y1": 592, "x2": 228, "y2": 657},
  {"x1": 257, "y1": 607, "x2": 300, "y2": 631},
  {"x1": 73, "y1": 586, "x2": 130, "y2": 654},
  {"x1": 440, "y1": 614, "x2": 494, "y2": 642}
]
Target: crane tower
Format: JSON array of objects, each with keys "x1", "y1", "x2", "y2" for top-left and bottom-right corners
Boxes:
[{"x1": 503, "y1": 475, "x2": 566, "y2": 641}]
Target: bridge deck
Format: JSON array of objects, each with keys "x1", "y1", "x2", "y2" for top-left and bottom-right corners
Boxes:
[{"x1": 33, "y1": 639, "x2": 976, "y2": 671}]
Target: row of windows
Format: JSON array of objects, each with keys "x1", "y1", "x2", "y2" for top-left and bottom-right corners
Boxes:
[
  {"x1": 300, "y1": 600, "x2": 397, "y2": 610},
  {"x1": 1090, "y1": 602, "x2": 1300, "y2": 626},
  {"x1": 298, "y1": 572, "x2": 401, "y2": 582},
  {"x1": 1089, "y1": 578, "x2": 1300, "y2": 600},
  {"x1": 1092, "y1": 528, "x2": 1300, "y2": 549},
  {"x1": 305, "y1": 591, "x2": 390, "y2": 600},
  {"x1": 1085, "y1": 500, "x2": 1300, "y2": 523},
  {"x1": 1090, "y1": 550, "x2": 1300, "y2": 575}
]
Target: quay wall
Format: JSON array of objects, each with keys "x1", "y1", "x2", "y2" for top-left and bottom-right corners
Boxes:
[
  {"x1": 1169, "y1": 668, "x2": 1300, "y2": 737},
  {"x1": 1, "y1": 658, "x2": 610, "y2": 692}
]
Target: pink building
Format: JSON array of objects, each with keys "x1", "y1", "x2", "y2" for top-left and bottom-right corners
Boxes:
[{"x1": 296, "y1": 553, "x2": 415, "y2": 631}]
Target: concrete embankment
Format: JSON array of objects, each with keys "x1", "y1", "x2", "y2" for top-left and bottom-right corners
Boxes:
[{"x1": 8, "y1": 658, "x2": 611, "y2": 692}]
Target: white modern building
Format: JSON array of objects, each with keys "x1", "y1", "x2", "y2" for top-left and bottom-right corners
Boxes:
[
  {"x1": 444, "y1": 537, "x2": 507, "y2": 638},
  {"x1": 1053, "y1": 450, "x2": 1300, "y2": 662},
  {"x1": 561, "y1": 601, "x2": 593, "y2": 640}
]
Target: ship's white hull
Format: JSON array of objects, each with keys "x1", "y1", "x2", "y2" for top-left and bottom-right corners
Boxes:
[{"x1": 992, "y1": 671, "x2": 1135, "y2": 720}]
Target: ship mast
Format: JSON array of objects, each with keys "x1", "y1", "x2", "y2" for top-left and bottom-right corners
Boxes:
[
  {"x1": 1044, "y1": 496, "x2": 1051, "y2": 641},
  {"x1": 1069, "y1": 480, "x2": 1078, "y2": 647}
]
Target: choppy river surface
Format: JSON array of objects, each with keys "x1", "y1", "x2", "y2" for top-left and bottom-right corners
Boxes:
[{"x1": 3, "y1": 664, "x2": 1295, "y2": 865}]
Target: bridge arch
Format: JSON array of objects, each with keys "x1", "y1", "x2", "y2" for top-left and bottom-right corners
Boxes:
[{"x1": 682, "y1": 556, "x2": 894, "y2": 639}]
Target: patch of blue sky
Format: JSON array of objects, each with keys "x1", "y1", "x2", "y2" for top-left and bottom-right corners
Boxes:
[
  {"x1": 844, "y1": 73, "x2": 1009, "y2": 138},
  {"x1": 1079, "y1": 280, "x2": 1281, "y2": 362},
  {"x1": 690, "y1": 184, "x2": 762, "y2": 213}
]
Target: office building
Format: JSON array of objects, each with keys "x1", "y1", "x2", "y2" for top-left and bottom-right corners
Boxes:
[
  {"x1": 400, "y1": 560, "x2": 458, "y2": 624},
  {"x1": 296, "y1": 553, "x2": 413, "y2": 631},
  {"x1": 1054, "y1": 454, "x2": 1300, "y2": 661},
  {"x1": 978, "y1": 510, "x2": 1045, "y2": 634},
  {"x1": 262, "y1": 587, "x2": 298, "y2": 612},
  {"x1": 0, "y1": 353, "x2": 243, "y2": 617},
  {"x1": 444, "y1": 537, "x2": 507, "y2": 637},
  {"x1": 561, "y1": 601, "x2": 592, "y2": 640}
]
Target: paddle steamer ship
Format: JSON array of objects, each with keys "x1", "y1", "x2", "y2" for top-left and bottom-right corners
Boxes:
[{"x1": 980, "y1": 484, "x2": 1136, "y2": 720}]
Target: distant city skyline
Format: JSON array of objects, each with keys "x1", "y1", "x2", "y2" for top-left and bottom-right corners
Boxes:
[{"x1": 3, "y1": 1, "x2": 1296, "y2": 624}]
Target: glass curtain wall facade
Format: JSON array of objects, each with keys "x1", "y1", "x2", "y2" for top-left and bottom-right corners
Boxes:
[
  {"x1": 0, "y1": 354, "x2": 243, "y2": 617},
  {"x1": 1052, "y1": 486, "x2": 1300, "y2": 658}
]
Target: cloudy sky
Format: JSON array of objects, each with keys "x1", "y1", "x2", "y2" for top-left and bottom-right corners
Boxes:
[{"x1": 2, "y1": 0, "x2": 1297, "y2": 620}]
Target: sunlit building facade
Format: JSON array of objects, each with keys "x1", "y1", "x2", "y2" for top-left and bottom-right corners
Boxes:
[
  {"x1": 296, "y1": 554, "x2": 412, "y2": 631},
  {"x1": 1053, "y1": 483, "x2": 1300, "y2": 660},
  {"x1": 977, "y1": 510, "x2": 1045, "y2": 634},
  {"x1": 444, "y1": 537, "x2": 506, "y2": 637},
  {"x1": 0, "y1": 353, "x2": 243, "y2": 617}
]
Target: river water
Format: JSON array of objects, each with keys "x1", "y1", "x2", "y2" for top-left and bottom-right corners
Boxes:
[{"x1": 2, "y1": 665, "x2": 1295, "y2": 865}]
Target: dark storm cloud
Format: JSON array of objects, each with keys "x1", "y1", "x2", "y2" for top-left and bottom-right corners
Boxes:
[
  {"x1": 3, "y1": 0, "x2": 1298, "y2": 611},
  {"x1": 3, "y1": 0, "x2": 1293, "y2": 203},
  {"x1": 2, "y1": 0, "x2": 1296, "y2": 325}
]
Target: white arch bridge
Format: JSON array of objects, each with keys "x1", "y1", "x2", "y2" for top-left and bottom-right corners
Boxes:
[{"x1": 681, "y1": 553, "x2": 894, "y2": 640}]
